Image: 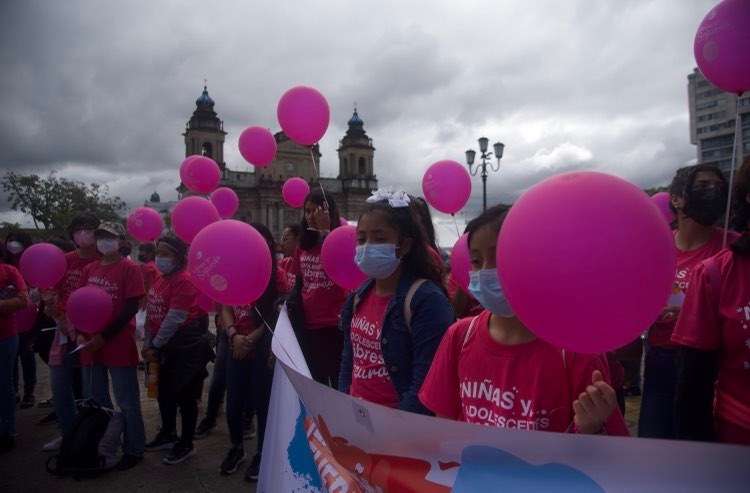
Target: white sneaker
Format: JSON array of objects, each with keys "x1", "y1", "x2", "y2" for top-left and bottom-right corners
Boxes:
[{"x1": 42, "y1": 436, "x2": 62, "y2": 452}]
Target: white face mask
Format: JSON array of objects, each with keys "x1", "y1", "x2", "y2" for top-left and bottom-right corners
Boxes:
[
  {"x1": 73, "y1": 230, "x2": 95, "y2": 248},
  {"x1": 6, "y1": 241, "x2": 24, "y2": 255},
  {"x1": 97, "y1": 238, "x2": 120, "y2": 255}
]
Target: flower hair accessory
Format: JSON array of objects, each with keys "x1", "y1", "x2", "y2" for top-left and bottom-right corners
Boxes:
[{"x1": 366, "y1": 187, "x2": 411, "y2": 208}]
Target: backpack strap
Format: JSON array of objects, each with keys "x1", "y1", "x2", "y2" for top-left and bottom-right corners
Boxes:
[
  {"x1": 462, "y1": 315, "x2": 480, "y2": 347},
  {"x1": 702, "y1": 256, "x2": 722, "y2": 303},
  {"x1": 404, "y1": 279, "x2": 428, "y2": 331}
]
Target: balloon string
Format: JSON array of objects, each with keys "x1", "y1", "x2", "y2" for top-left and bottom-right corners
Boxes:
[
  {"x1": 452, "y1": 213, "x2": 460, "y2": 237},
  {"x1": 253, "y1": 305, "x2": 304, "y2": 375},
  {"x1": 722, "y1": 96, "x2": 741, "y2": 249},
  {"x1": 309, "y1": 147, "x2": 330, "y2": 211}
]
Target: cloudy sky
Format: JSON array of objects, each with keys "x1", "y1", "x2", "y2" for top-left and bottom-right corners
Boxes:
[{"x1": 0, "y1": 0, "x2": 717, "y2": 241}]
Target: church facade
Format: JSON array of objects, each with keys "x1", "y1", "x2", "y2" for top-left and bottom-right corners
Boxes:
[{"x1": 176, "y1": 85, "x2": 378, "y2": 239}]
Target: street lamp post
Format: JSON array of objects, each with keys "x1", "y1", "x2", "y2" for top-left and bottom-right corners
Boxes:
[{"x1": 466, "y1": 137, "x2": 504, "y2": 212}]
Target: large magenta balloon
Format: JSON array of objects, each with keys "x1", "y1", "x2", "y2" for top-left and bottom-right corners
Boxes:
[
  {"x1": 188, "y1": 220, "x2": 272, "y2": 306},
  {"x1": 67, "y1": 286, "x2": 113, "y2": 334},
  {"x1": 422, "y1": 160, "x2": 472, "y2": 214},
  {"x1": 321, "y1": 225, "x2": 367, "y2": 290},
  {"x1": 282, "y1": 177, "x2": 311, "y2": 208},
  {"x1": 178, "y1": 155, "x2": 201, "y2": 184},
  {"x1": 277, "y1": 86, "x2": 330, "y2": 146},
  {"x1": 18, "y1": 243, "x2": 67, "y2": 289},
  {"x1": 238, "y1": 125, "x2": 277, "y2": 167},
  {"x1": 694, "y1": 0, "x2": 750, "y2": 94},
  {"x1": 450, "y1": 233, "x2": 471, "y2": 293},
  {"x1": 210, "y1": 187, "x2": 239, "y2": 219},
  {"x1": 171, "y1": 196, "x2": 220, "y2": 243},
  {"x1": 497, "y1": 171, "x2": 675, "y2": 354},
  {"x1": 127, "y1": 207, "x2": 163, "y2": 241},
  {"x1": 182, "y1": 155, "x2": 221, "y2": 194}
]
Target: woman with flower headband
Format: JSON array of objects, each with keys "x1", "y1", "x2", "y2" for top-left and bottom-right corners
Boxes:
[
  {"x1": 338, "y1": 188, "x2": 454, "y2": 413},
  {"x1": 288, "y1": 190, "x2": 348, "y2": 386}
]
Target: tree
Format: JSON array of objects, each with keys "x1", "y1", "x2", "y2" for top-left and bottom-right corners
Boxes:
[
  {"x1": 1, "y1": 171, "x2": 126, "y2": 231},
  {"x1": 643, "y1": 185, "x2": 669, "y2": 197}
]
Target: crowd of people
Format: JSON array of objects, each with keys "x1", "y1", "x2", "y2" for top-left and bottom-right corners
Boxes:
[{"x1": 0, "y1": 157, "x2": 748, "y2": 483}]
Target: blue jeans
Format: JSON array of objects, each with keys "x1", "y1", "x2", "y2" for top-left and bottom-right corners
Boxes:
[
  {"x1": 50, "y1": 342, "x2": 78, "y2": 435},
  {"x1": 638, "y1": 346, "x2": 677, "y2": 439},
  {"x1": 0, "y1": 334, "x2": 19, "y2": 436},
  {"x1": 82, "y1": 364, "x2": 145, "y2": 456}
]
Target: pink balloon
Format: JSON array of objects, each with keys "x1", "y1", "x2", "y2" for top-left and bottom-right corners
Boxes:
[
  {"x1": 188, "y1": 220, "x2": 272, "y2": 305},
  {"x1": 651, "y1": 192, "x2": 675, "y2": 226},
  {"x1": 15, "y1": 299, "x2": 38, "y2": 333},
  {"x1": 196, "y1": 291, "x2": 217, "y2": 313},
  {"x1": 694, "y1": 0, "x2": 750, "y2": 94},
  {"x1": 450, "y1": 233, "x2": 471, "y2": 293},
  {"x1": 422, "y1": 160, "x2": 472, "y2": 214},
  {"x1": 339, "y1": 216, "x2": 348, "y2": 226},
  {"x1": 282, "y1": 177, "x2": 311, "y2": 208},
  {"x1": 497, "y1": 171, "x2": 676, "y2": 354},
  {"x1": 182, "y1": 155, "x2": 221, "y2": 194},
  {"x1": 67, "y1": 286, "x2": 113, "y2": 334},
  {"x1": 277, "y1": 86, "x2": 330, "y2": 146},
  {"x1": 238, "y1": 125, "x2": 277, "y2": 167},
  {"x1": 127, "y1": 207, "x2": 163, "y2": 241},
  {"x1": 18, "y1": 243, "x2": 67, "y2": 289},
  {"x1": 178, "y1": 155, "x2": 201, "y2": 184},
  {"x1": 321, "y1": 225, "x2": 368, "y2": 290},
  {"x1": 210, "y1": 187, "x2": 239, "y2": 219},
  {"x1": 171, "y1": 196, "x2": 220, "y2": 243}
]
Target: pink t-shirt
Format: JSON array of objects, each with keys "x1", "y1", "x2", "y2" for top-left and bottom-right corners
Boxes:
[
  {"x1": 349, "y1": 289, "x2": 398, "y2": 408},
  {"x1": 291, "y1": 243, "x2": 348, "y2": 329},
  {"x1": 230, "y1": 303, "x2": 259, "y2": 335},
  {"x1": 78, "y1": 258, "x2": 145, "y2": 367},
  {"x1": 671, "y1": 247, "x2": 750, "y2": 445},
  {"x1": 0, "y1": 264, "x2": 27, "y2": 339},
  {"x1": 141, "y1": 260, "x2": 159, "y2": 292},
  {"x1": 649, "y1": 228, "x2": 738, "y2": 347},
  {"x1": 48, "y1": 252, "x2": 100, "y2": 366},
  {"x1": 278, "y1": 257, "x2": 296, "y2": 294},
  {"x1": 419, "y1": 310, "x2": 629, "y2": 435},
  {"x1": 146, "y1": 268, "x2": 200, "y2": 337}
]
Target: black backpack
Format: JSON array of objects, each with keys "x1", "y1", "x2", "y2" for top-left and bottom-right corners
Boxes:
[{"x1": 46, "y1": 401, "x2": 120, "y2": 478}]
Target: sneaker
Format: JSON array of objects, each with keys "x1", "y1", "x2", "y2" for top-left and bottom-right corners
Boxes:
[
  {"x1": 37, "y1": 411, "x2": 58, "y2": 426},
  {"x1": 220, "y1": 446, "x2": 246, "y2": 475},
  {"x1": 37, "y1": 397, "x2": 53, "y2": 408},
  {"x1": 163, "y1": 442, "x2": 196, "y2": 465},
  {"x1": 116, "y1": 453, "x2": 143, "y2": 471},
  {"x1": 194, "y1": 417, "x2": 216, "y2": 439},
  {"x1": 0, "y1": 432, "x2": 14, "y2": 454},
  {"x1": 20, "y1": 394, "x2": 35, "y2": 409},
  {"x1": 244, "y1": 453, "x2": 261, "y2": 482},
  {"x1": 42, "y1": 436, "x2": 63, "y2": 452},
  {"x1": 243, "y1": 419, "x2": 256, "y2": 440},
  {"x1": 145, "y1": 428, "x2": 178, "y2": 451}
]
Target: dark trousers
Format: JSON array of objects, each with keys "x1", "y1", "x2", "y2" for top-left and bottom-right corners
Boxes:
[
  {"x1": 13, "y1": 331, "x2": 36, "y2": 397},
  {"x1": 299, "y1": 326, "x2": 343, "y2": 387},
  {"x1": 158, "y1": 365, "x2": 201, "y2": 448},
  {"x1": 225, "y1": 348, "x2": 273, "y2": 451},
  {"x1": 638, "y1": 346, "x2": 677, "y2": 439}
]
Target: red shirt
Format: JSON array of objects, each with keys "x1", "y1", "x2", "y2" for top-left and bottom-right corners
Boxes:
[
  {"x1": 49, "y1": 251, "x2": 100, "y2": 365},
  {"x1": 141, "y1": 260, "x2": 159, "y2": 292},
  {"x1": 278, "y1": 257, "x2": 296, "y2": 294},
  {"x1": 79, "y1": 258, "x2": 145, "y2": 366},
  {"x1": 649, "y1": 228, "x2": 738, "y2": 347},
  {"x1": 145, "y1": 268, "x2": 200, "y2": 336},
  {"x1": 349, "y1": 289, "x2": 398, "y2": 408},
  {"x1": 291, "y1": 243, "x2": 348, "y2": 329},
  {"x1": 230, "y1": 303, "x2": 259, "y2": 335},
  {"x1": 419, "y1": 310, "x2": 629, "y2": 435},
  {"x1": 0, "y1": 264, "x2": 27, "y2": 339},
  {"x1": 672, "y1": 248, "x2": 750, "y2": 444}
]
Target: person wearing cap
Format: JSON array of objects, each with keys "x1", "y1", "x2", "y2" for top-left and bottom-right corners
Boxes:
[
  {"x1": 142, "y1": 236, "x2": 210, "y2": 465},
  {"x1": 75, "y1": 221, "x2": 146, "y2": 470}
]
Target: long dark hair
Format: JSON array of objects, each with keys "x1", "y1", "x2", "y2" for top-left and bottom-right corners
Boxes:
[
  {"x1": 299, "y1": 190, "x2": 341, "y2": 251},
  {"x1": 730, "y1": 155, "x2": 750, "y2": 255},
  {"x1": 412, "y1": 196, "x2": 439, "y2": 253},
  {"x1": 358, "y1": 199, "x2": 442, "y2": 286},
  {"x1": 249, "y1": 222, "x2": 279, "y2": 326},
  {"x1": 466, "y1": 204, "x2": 512, "y2": 252}
]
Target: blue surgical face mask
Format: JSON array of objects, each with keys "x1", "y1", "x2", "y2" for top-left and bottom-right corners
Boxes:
[
  {"x1": 468, "y1": 268, "x2": 514, "y2": 318},
  {"x1": 155, "y1": 256, "x2": 175, "y2": 274},
  {"x1": 354, "y1": 243, "x2": 401, "y2": 279}
]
